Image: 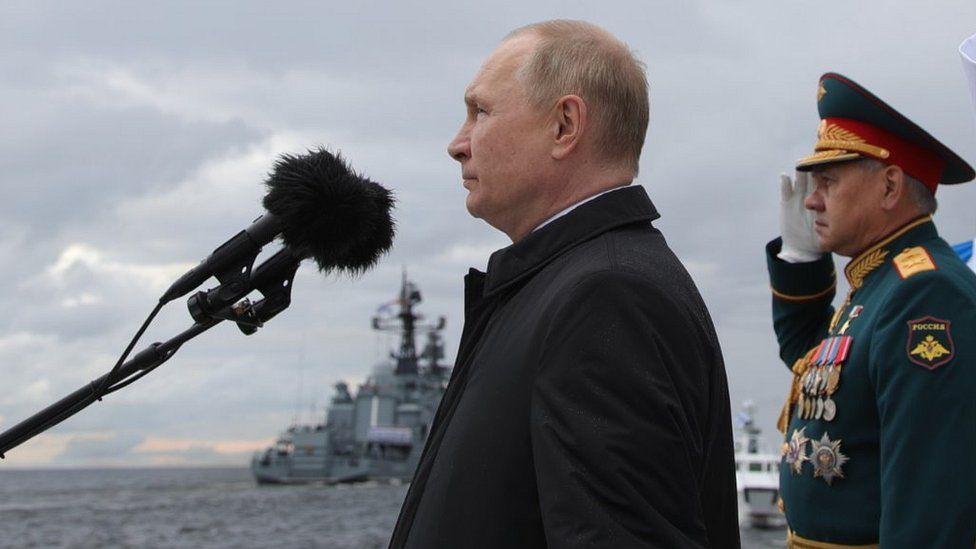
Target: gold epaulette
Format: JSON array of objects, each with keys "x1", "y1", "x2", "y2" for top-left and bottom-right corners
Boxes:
[
  {"x1": 777, "y1": 345, "x2": 819, "y2": 433},
  {"x1": 892, "y1": 246, "x2": 937, "y2": 280},
  {"x1": 844, "y1": 216, "x2": 932, "y2": 288}
]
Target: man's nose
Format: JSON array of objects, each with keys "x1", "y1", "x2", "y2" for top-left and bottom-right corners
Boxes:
[
  {"x1": 804, "y1": 188, "x2": 824, "y2": 211},
  {"x1": 447, "y1": 126, "x2": 470, "y2": 162}
]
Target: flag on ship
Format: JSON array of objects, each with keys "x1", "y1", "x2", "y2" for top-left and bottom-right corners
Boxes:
[{"x1": 952, "y1": 238, "x2": 976, "y2": 271}]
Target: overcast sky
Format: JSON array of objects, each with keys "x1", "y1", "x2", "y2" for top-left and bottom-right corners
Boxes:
[{"x1": 2, "y1": 1, "x2": 975, "y2": 468}]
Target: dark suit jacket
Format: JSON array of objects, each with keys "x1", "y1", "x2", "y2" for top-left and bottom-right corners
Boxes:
[{"x1": 389, "y1": 186, "x2": 740, "y2": 548}]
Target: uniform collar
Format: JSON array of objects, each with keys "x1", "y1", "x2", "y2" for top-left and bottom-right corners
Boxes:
[
  {"x1": 482, "y1": 185, "x2": 660, "y2": 297},
  {"x1": 843, "y1": 215, "x2": 937, "y2": 289}
]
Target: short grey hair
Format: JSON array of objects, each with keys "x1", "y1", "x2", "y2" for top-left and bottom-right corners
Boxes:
[
  {"x1": 506, "y1": 20, "x2": 649, "y2": 176},
  {"x1": 858, "y1": 158, "x2": 937, "y2": 214}
]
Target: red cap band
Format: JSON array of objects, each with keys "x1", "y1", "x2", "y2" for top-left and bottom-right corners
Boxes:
[{"x1": 823, "y1": 117, "x2": 946, "y2": 193}]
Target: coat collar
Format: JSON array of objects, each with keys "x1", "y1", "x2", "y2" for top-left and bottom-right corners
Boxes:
[
  {"x1": 481, "y1": 185, "x2": 660, "y2": 297},
  {"x1": 843, "y1": 215, "x2": 938, "y2": 289}
]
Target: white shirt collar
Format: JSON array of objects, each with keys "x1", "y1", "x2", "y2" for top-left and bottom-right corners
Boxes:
[{"x1": 532, "y1": 185, "x2": 632, "y2": 233}]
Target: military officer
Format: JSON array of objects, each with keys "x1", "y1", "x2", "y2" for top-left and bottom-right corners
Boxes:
[{"x1": 767, "y1": 73, "x2": 976, "y2": 547}]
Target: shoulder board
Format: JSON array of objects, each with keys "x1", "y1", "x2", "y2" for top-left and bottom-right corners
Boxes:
[{"x1": 892, "y1": 246, "x2": 937, "y2": 279}]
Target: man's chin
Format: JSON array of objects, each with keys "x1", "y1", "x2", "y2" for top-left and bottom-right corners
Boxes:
[
  {"x1": 464, "y1": 197, "x2": 484, "y2": 220},
  {"x1": 814, "y1": 236, "x2": 835, "y2": 255}
]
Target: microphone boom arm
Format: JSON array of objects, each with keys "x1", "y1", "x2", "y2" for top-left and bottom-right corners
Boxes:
[
  {"x1": 0, "y1": 247, "x2": 303, "y2": 459},
  {"x1": 0, "y1": 318, "x2": 219, "y2": 458}
]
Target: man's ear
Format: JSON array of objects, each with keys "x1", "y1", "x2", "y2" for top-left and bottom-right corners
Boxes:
[
  {"x1": 551, "y1": 94, "x2": 587, "y2": 160},
  {"x1": 880, "y1": 164, "x2": 905, "y2": 211}
]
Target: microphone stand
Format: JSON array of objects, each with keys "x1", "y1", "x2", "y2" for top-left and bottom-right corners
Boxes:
[{"x1": 0, "y1": 247, "x2": 303, "y2": 459}]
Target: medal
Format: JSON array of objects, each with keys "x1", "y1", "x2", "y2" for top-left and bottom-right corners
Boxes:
[
  {"x1": 785, "y1": 427, "x2": 810, "y2": 475},
  {"x1": 826, "y1": 365, "x2": 842, "y2": 394},
  {"x1": 839, "y1": 318, "x2": 852, "y2": 334},
  {"x1": 823, "y1": 397, "x2": 836, "y2": 421},
  {"x1": 797, "y1": 394, "x2": 806, "y2": 418},
  {"x1": 839, "y1": 306, "x2": 863, "y2": 334},
  {"x1": 810, "y1": 432, "x2": 848, "y2": 485},
  {"x1": 824, "y1": 337, "x2": 852, "y2": 398},
  {"x1": 815, "y1": 397, "x2": 824, "y2": 420}
]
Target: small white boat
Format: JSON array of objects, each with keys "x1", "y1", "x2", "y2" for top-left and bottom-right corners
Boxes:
[{"x1": 734, "y1": 401, "x2": 785, "y2": 528}]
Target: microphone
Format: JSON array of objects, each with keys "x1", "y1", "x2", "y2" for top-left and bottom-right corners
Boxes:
[
  {"x1": 160, "y1": 148, "x2": 396, "y2": 304},
  {"x1": 0, "y1": 148, "x2": 395, "y2": 459}
]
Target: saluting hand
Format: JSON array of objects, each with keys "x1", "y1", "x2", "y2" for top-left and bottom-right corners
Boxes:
[{"x1": 778, "y1": 171, "x2": 822, "y2": 263}]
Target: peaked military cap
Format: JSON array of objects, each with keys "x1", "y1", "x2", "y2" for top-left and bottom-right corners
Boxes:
[{"x1": 796, "y1": 72, "x2": 975, "y2": 192}]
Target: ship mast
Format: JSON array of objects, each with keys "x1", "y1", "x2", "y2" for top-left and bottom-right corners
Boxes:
[{"x1": 372, "y1": 270, "x2": 445, "y2": 376}]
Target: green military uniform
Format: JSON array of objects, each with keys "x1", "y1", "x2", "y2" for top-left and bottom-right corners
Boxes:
[{"x1": 768, "y1": 74, "x2": 976, "y2": 548}]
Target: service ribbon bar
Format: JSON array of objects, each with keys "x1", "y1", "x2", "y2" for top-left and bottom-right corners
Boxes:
[{"x1": 834, "y1": 335, "x2": 853, "y2": 364}]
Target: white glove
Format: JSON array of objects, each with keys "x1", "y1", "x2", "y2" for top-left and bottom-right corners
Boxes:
[{"x1": 778, "y1": 171, "x2": 821, "y2": 263}]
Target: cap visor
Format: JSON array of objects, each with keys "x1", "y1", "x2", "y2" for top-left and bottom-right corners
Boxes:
[{"x1": 796, "y1": 150, "x2": 862, "y2": 171}]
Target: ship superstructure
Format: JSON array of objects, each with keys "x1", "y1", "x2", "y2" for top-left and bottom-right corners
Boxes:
[
  {"x1": 734, "y1": 401, "x2": 784, "y2": 528},
  {"x1": 251, "y1": 275, "x2": 448, "y2": 484}
]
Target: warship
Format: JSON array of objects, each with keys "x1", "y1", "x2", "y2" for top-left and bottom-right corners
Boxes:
[{"x1": 250, "y1": 275, "x2": 449, "y2": 484}]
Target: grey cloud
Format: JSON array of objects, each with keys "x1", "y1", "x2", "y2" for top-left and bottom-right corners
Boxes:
[{"x1": 2, "y1": 1, "x2": 976, "y2": 466}]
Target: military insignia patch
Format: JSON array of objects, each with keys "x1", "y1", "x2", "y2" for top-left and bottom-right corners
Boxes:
[{"x1": 907, "y1": 316, "x2": 954, "y2": 370}]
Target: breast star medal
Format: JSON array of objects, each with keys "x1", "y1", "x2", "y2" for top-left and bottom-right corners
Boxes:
[
  {"x1": 785, "y1": 427, "x2": 810, "y2": 475},
  {"x1": 810, "y1": 432, "x2": 848, "y2": 485}
]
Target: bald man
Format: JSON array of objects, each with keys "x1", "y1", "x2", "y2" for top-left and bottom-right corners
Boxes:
[{"x1": 389, "y1": 20, "x2": 739, "y2": 549}]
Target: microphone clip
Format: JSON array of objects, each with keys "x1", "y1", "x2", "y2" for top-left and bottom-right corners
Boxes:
[{"x1": 186, "y1": 247, "x2": 303, "y2": 336}]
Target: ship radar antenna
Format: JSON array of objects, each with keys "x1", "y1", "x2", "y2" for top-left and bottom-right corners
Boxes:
[{"x1": 372, "y1": 269, "x2": 445, "y2": 375}]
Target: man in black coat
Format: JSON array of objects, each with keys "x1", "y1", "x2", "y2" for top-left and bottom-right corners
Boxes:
[{"x1": 389, "y1": 20, "x2": 739, "y2": 548}]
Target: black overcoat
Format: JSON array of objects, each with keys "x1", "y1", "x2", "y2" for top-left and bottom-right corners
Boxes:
[{"x1": 389, "y1": 186, "x2": 739, "y2": 548}]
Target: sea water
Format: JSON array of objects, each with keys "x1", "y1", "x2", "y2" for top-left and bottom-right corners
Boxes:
[{"x1": 0, "y1": 468, "x2": 783, "y2": 548}]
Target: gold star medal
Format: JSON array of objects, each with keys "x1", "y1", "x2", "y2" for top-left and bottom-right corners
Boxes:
[
  {"x1": 811, "y1": 432, "x2": 848, "y2": 485},
  {"x1": 785, "y1": 427, "x2": 810, "y2": 475},
  {"x1": 838, "y1": 305, "x2": 863, "y2": 334}
]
